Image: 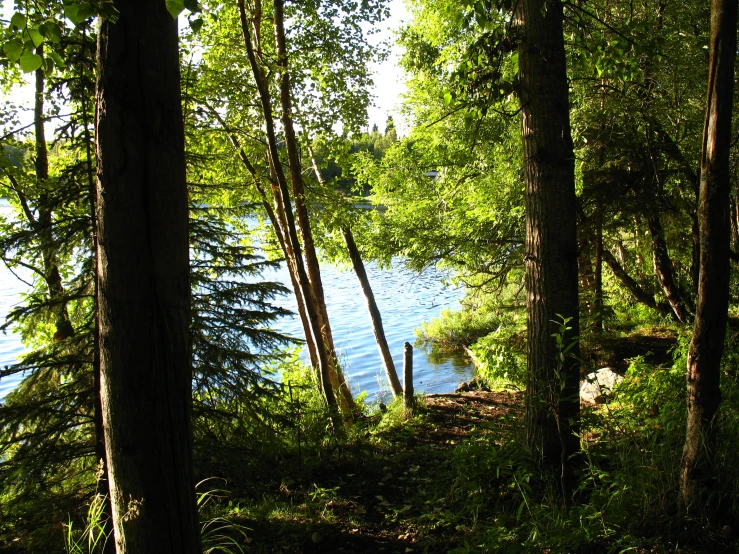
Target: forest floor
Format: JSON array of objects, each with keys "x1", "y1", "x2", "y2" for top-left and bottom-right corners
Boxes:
[
  {"x1": 228, "y1": 328, "x2": 738, "y2": 553},
  {"x1": 237, "y1": 390, "x2": 524, "y2": 554}
]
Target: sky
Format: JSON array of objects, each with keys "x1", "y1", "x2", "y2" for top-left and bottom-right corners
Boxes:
[
  {"x1": 365, "y1": 0, "x2": 410, "y2": 135},
  {"x1": 1, "y1": 0, "x2": 410, "y2": 135}
]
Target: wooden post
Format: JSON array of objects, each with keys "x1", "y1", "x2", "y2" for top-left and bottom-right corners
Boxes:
[{"x1": 403, "y1": 342, "x2": 414, "y2": 415}]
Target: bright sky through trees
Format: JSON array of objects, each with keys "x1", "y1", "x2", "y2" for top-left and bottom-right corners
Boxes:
[{"x1": 366, "y1": 0, "x2": 408, "y2": 134}]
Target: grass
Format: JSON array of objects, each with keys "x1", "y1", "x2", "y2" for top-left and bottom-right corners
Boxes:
[{"x1": 187, "y1": 330, "x2": 739, "y2": 554}]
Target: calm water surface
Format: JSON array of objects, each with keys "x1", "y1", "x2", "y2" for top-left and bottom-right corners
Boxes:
[{"x1": 0, "y1": 203, "x2": 473, "y2": 401}]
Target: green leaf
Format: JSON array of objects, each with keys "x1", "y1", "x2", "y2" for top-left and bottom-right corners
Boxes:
[
  {"x1": 63, "y1": 4, "x2": 82, "y2": 24},
  {"x1": 443, "y1": 91, "x2": 452, "y2": 106},
  {"x1": 184, "y1": 0, "x2": 201, "y2": 13},
  {"x1": 166, "y1": 0, "x2": 185, "y2": 18},
  {"x1": 3, "y1": 39, "x2": 23, "y2": 62},
  {"x1": 189, "y1": 17, "x2": 204, "y2": 33},
  {"x1": 26, "y1": 27, "x2": 44, "y2": 48},
  {"x1": 39, "y1": 21, "x2": 63, "y2": 43},
  {"x1": 10, "y1": 13, "x2": 27, "y2": 30},
  {"x1": 19, "y1": 51, "x2": 42, "y2": 73},
  {"x1": 48, "y1": 50, "x2": 66, "y2": 69}
]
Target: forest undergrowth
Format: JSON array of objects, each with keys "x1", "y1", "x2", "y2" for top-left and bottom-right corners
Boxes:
[
  {"x1": 8, "y1": 323, "x2": 739, "y2": 554},
  {"x1": 187, "y1": 313, "x2": 739, "y2": 554}
]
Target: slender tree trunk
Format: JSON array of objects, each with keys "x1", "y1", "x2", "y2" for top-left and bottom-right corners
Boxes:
[
  {"x1": 33, "y1": 47, "x2": 74, "y2": 341},
  {"x1": 593, "y1": 205, "x2": 604, "y2": 331},
  {"x1": 516, "y1": 0, "x2": 581, "y2": 497},
  {"x1": 646, "y1": 213, "x2": 690, "y2": 324},
  {"x1": 577, "y1": 230, "x2": 596, "y2": 319},
  {"x1": 80, "y1": 44, "x2": 114, "y2": 548},
  {"x1": 602, "y1": 249, "x2": 673, "y2": 318},
  {"x1": 236, "y1": 0, "x2": 342, "y2": 427},
  {"x1": 681, "y1": 0, "x2": 736, "y2": 510},
  {"x1": 272, "y1": 0, "x2": 355, "y2": 414},
  {"x1": 95, "y1": 1, "x2": 201, "y2": 551},
  {"x1": 730, "y1": 195, "x2": 739, "y2": 252},
  {"x1": 204, "y1": 107, "x2": 320, "y2": 368},
  {"x1": 343, "y1": 227, "x2": 403, "y2": 397}
]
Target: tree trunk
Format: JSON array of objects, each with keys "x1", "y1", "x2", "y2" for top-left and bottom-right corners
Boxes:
[
  {"x1": 730, "y1": 194, "x2": 739, "y2": 252},
  {"x1": 342, "y1": 227, "x2": 403, "y2": 397},
  {"x1": 593, "y1": 205, "x2": 604, "y2": 332},
  {"x1": 95, "y1": 1, "x2": 201, "y2": 551},
  {"x1": 272, "y1": 0, "x2": 355, "y2": 415},
  {"x1": 681, "y1": 0, "x2": 736, "y2": 510},
  {"x1": 33, "y1": 47, "x2": 74, "y2": 341},
  {"x1": 602, "y1": 249, "x2": 673, "y2": 319},
  {"x1": 646, "y1": 212, "x2": 691, "y2": 324},
  {"x1": 236, "y1": 0, "x2": 342, "y2": 428},
  {"x1": 204, "y1": 107, "x2": 320, "y2": 368},
  {"x1": 516, "y1": 0, "x2": 581, "y2": 497}
]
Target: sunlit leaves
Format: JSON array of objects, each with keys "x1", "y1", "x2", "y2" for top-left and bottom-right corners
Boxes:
[
  {"x1": 18, "y1": 51, "x2": 42, "y2": 73},
  {"x1": 38, "y1": 21, "x2": 63, "y2": 43},
  {"x1": 10, "y1": 13, "x2": 27, "y2": 30},
  {"x1": 2, "y1": 39, "x2": 23, "y2": 63}
]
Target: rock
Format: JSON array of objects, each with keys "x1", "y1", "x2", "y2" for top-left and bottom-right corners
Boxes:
[
  {"x1": 455, "y1": 375, "x2": 491, "y2": 393},
  {"x1": 580, "y1": 367, "x2": 623, "y2": 404},
  {"x1": 455, "y1": 382, "x2": 470, "y2": 393},
  {"x1": 311, "y1": 532, "x2": 322, "y2": 544}
]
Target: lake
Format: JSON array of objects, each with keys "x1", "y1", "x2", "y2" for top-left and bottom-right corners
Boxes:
[{"x1": 0, "y1": 204, "x2": 474, "y2": 402}]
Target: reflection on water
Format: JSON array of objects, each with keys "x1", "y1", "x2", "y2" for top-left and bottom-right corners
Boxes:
[
  {"x1": 0, "y1": 200, "x2": 473, "y2": 402},
  {"x1": 0, "y1": 202, "x2": 29, "y2": 399},
  {"x1": 261, "y1": 259, "x2": 474, "y2": 402}
]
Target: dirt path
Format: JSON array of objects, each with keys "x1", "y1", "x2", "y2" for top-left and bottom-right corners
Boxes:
[{"x1": 243, "y1": 391, "x2": 523, "y2": 553}]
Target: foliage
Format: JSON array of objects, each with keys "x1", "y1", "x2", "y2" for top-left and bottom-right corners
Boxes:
[{"x1": 63, "y1": 493, "x2": 110, "y2": 554}]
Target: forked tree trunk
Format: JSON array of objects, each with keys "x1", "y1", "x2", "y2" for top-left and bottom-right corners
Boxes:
[
  {"x1": 236, "y1": 0, "x2": 343, "y2": 428},
  {"x1": 95, "y1": 1, "x2": 201, "y2": 551},
  {"x1": 516, "y1": 0, "x2": 581, "y2": 498},
  {"x1": 342, "y1": 227, "x2": 403, "y2": 397},
  {"x1": 272, "y1": 0, "x2": 355, "y2": 415},
  {"x1": 681, "y1": 0, "x2": 736, "y2": 511}
]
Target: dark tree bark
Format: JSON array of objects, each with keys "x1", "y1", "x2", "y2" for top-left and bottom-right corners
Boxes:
[
  {"x1": 680, "y1": 0, "x2": 737, "y2": 510},
  {"x1": 343, "y1": 227, "x2": 403, "y2": 397},
  {"x1": 516, "y1": 0, "x2": 581, "y2": 497},
  {"x1": 95, "y1": 1, "x2": 201, "y2": 551}
]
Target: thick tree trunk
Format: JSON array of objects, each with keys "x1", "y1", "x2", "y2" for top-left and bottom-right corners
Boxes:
[
  {"x1": 95, "y1": 2, "x2": 201, "y2": 551},
  {"x1": 343, "y1": 227, "x2": 403, "y2": 397},
  {"x1": 681, "y1": 0, "x2": 736, "y2": 510},
  {"x1": 516, "y1": 0, "x2": 581, "y2": 497}
]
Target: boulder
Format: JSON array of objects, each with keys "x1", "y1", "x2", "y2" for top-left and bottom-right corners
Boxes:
[{"x1": 580, "y1": 367, "x2": 624, "y2": 404}]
